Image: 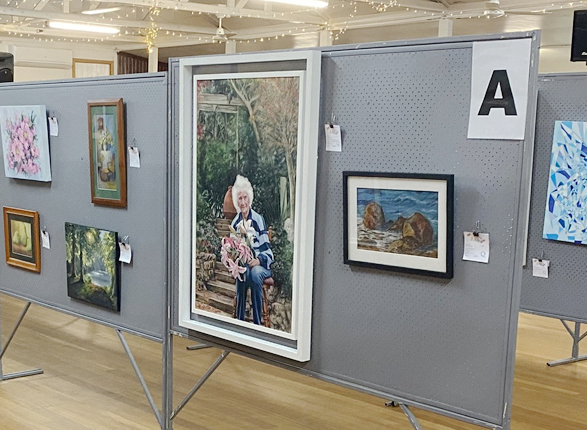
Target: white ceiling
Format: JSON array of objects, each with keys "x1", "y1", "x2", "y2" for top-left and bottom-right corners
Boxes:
[{"x1": 0, "y1": 0, "x2": 584, "y2": 60}]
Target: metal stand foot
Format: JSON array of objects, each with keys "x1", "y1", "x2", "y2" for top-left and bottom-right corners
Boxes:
[
  {"x1": 385, "y1": 401, "x2": 423, "y2": 430},
  {"x1": 399, "y1": 404, "x2": 424, "y2": 430},
  {"x1": 186, "y1": 344, "x2": 212, "y2": 351},
  {"x1": 116, "y1": 329, "x2": 162, "y2": 427},
  {"x1": 171, "y1": 350, "x2": 230, "y2": 420},
  {"x1": 0, "y1": 299, "x2": 44, "y2": 381},
  {"x1": 547, "y1": 320, "x2": 587, "y2": 367}
]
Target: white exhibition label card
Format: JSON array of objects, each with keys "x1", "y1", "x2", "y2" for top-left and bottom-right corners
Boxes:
[
  {"x1": 532, "y1": 258, "x2": 550, "y2": 278},
  {"x1": 119, "y1": 242, "x2": 132, "y2": 264},
  {"x1": 463, "y1": 231, "x2": 490, "y2": 263},
  {"x1": 467, "y1": 38, "x2": 532, "y2": 140},
  {"x1": 128, "y1": 146, "x2": 141, "y2": 168},
  {"x1": 49, "y1": 117, "x2": 59, "y2": 136},
  {"x1": 41, "y1": 230, "x2": 50, "y2": 249},
  {"x1": 324, "y1": 124, "x2": 342, "y2": 152}
]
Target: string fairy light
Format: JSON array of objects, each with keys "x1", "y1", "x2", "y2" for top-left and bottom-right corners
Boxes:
[{"x1": 145, "y1": 0, "x2": 161, "y2": 53}]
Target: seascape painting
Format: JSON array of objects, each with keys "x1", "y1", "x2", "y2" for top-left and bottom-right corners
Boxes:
[
  {"x1": 65, "y1": 222, "x2": 120, "y2": 311},
  {"x1": 543, "y1": 120, "x2": 587, "y2": 244},
  {"x1": 0, "y1": 105, "x2": 51, "y2": 182},
  {"x1": 344, "y1": 172, "x2": 454, "y2": 278},
  {"x1": 357, "y1": 188, "x2": 439, "y2": 258}
]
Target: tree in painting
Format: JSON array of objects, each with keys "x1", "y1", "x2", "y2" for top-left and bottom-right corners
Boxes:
[
  {"x1": 66, "y1": 222, "x2": 119, "y2": 311},
  {"x1": 194, "y1": 75, "x2": 299, "y2": 333}
]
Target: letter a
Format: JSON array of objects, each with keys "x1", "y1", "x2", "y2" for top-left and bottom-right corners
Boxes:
[{"x1": 477, "y1": 70, "x2": 517, "y2": 116}]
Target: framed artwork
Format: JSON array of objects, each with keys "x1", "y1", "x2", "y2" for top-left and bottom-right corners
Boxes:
[
  {"x1": 343, "y1": 172, "x2": 454, "y2": 279},
  {"x1": 65, "y1": 222, "x2": 120, "y2": 311},
  {"x1": 88, "y1": 98, "x2": 127, "y2": 208},
  {"x1": 543, "y1": 120, "x2": 587, "y2": 244},
  {"x1": 178, "y1": 51, "x2": 321, "y2": 361},
  {"x1": 3, "y1": 207, "x2": 41, "y2": 273},
  {"x1": 0, "y1": 105, "x2": 51, "y2": 182}
]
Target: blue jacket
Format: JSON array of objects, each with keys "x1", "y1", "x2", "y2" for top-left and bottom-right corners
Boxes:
[{"x1": 231, "y1": 209, "x2": 274, "y2": 271}]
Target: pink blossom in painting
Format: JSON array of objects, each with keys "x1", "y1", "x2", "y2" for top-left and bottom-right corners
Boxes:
[{"x1": 4, "y1": 111, "x2": 41, "y2": 176}]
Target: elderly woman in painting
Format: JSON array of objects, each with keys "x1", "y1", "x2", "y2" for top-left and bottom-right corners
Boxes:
[{"x1": 231, "y1": 175, "x2": 274, "y2": 325}]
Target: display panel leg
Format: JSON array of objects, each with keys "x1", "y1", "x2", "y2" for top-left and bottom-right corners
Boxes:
[
  {"x1": 0, "y1": 298, "x2": 43, "y2": 381},
  {"x1": 170, "y1": 350, "x2": 230, "y2": 420},
  {"x1": 163, "y1": 331, "x2": 173, "y2": 430},
  {"x1": 385, "y1": 400, "x2": 423, "y2": 430},
  {"x1": 186, "y1": 344, "x2": 212, "y2": 351},
  {"x1": 116, "y1": 329, "x2": 162, "y2": 428},
  {"x1": 399, "y1": 404, "x2": 424, "y2": 430},
  {"x1": 547, "y1": 320, "x2": 587, "y2": 367}
]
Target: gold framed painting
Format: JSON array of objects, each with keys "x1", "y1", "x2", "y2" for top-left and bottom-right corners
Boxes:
[
  {"x1": 88, "y1": 98, "x2": 127, "y2": 208},
  {"x1": 3, "y1": 206, "x2": 41, "y2": 273}
]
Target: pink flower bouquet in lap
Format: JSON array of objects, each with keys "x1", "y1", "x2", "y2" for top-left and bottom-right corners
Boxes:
[{"x1": 220, "y1": 235, "x2": 253, "y2": 282}]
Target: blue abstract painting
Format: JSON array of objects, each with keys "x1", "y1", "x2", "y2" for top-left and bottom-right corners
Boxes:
[{"x1": 543, "y1": 120, "x2": 587, "y2": 244}]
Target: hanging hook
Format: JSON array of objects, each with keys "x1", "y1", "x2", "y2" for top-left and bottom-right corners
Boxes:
[
  {"x1": 329, "y1": 113, "x2": 336, "y2": 128},
  {"x1": 539, "y1": 251, "x2": 544, "y2": 262},
  {"x1": 473, "y1": 220, "x2": 480, "y2": 237}
]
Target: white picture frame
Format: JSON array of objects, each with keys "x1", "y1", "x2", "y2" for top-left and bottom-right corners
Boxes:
[{"x1": 177, "y1": 51, "x2": 321, "y2": 362}]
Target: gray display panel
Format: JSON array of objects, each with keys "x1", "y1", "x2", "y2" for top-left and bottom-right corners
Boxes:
[
  {"x1": 520, "y1": 73, "x2": 587, "y2": 322},
  {"x1": 0, "y1": 73, "x2": 168, "y2": 341},
  {"x1": 170, "y1": 33, "x2": 539, "y2": 429}
]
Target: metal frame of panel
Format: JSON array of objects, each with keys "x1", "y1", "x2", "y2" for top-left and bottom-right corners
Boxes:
[{"x1": 169, "y1": 31, "x2": 540, "y2": 430}]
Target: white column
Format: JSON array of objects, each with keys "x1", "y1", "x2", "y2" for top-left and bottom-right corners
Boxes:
[
  {"x1": 225, "y1": 39, "x2": 237, "y2": 54},
  {"x1": 148, "y1": 46, "x2": 159, "y2": 73},
  {"x1": 319, "y1": 29, "x2": 333, "y2": 47},
  {"x1": 438, "y1": 18, "x2": 453, "y2": 37}
]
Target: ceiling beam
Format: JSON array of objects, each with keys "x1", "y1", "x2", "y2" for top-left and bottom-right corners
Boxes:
[
  {"x1": 93, "y1": 0, "x2": 326, "y2": 25},
  {"x1": 0, "y1": 24, "x2": 145, "y2": 42},
  {"x1": 33, "y1": 0, "x2": 52, "y2": 11},
  {"x1": 232, "y1": 22, "x2": 319, "y2": 38},
  {"x1": 0, "y1": 5, "x2": 219, "y2": 34},
  {"x1": 395, "y1": 0, "x2": 445, "y2": 12}
]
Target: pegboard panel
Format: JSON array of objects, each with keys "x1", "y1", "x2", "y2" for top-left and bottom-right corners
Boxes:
[
  {"x1": 169, "y1": 33, "x2": 538, "y2": 429},
  {"x1": 309, "y1": 47, "x2": 524, "y2": 426},
  {"x1": 0, "y1": 74, "x2": 168, "y2": 341},
  {"x1": 520, "y1": 73, "x2": 587, "y2": 322}
]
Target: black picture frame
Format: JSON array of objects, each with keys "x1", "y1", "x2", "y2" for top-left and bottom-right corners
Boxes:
[{"x1": 343, "y1": 171, "x2": 454, "y2": 279}]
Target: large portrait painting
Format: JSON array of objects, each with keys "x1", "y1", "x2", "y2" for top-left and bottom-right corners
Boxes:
[
  {"x1": 65, "y1": 222, "x2": 120, "y2": 311},
  {"x1": 0, "y1": 105, "x2": 52, "y2": 182},
  {"x1": 543, "y1": 120, "x2": 587, "y2": 244},
  {"x1": 88, "y1": 99, "x2": 127, "y2": 208},
  {"x1": 344, "y1": 172, "x2": 454, "y2": 278},
  {"x1": 192, "y1": 72, "x2": 301, "y2": 339},
  {"x1": 3, "y1": 206, "x2": 41, "y2": 273},
  {"x1": 178, "y1": 51, "x2": 321, "y2": 361}
]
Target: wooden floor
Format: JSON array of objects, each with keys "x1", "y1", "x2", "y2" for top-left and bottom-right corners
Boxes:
[{"x1": 1, "y1": 294, "x2": 586, "y2": 430}]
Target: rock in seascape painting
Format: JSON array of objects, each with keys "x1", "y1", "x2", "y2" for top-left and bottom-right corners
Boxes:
[
  {"x1": 192, "y1": 72, "x2": 302, "y2": 337},
  {"x1": 344, "y1": 173, "x2": 454, "y2": 278},
  {"x1": 358, "y1": 189, "x2": 439, "y2": 258},
  {"x1": 65, "y1": 222, "x2": 120, "y2": 311}
]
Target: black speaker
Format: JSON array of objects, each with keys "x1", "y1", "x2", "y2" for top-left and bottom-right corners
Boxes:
[
  {"x1": 571, "y1": 10, "x2": 587, "y2": 62},
  {"x1": 0, "y1": 52, "x2": 14, "y2": 83}
]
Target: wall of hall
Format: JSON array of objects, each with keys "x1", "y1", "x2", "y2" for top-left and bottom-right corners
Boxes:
[{"x1": 0, "y1": 42, "x2": 116, "y2": 82}]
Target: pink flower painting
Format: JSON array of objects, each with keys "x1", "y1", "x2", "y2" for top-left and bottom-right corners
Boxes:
[{"x1": 1, "y1": 105, "x2": 51, "y2": 182}]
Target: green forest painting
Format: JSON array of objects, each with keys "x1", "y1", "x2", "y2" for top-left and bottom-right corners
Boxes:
[
  {"x1": 66, "y1": 222, "x2": 119, "y2": 311},
  {"x1": 193, "y1": 73, "x2": 300, "y2": 334}
]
